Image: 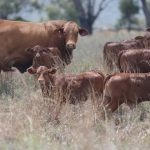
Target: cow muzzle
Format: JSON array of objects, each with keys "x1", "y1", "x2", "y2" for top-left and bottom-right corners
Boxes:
[
  {"x1": 35, "y1": 52, "x2": 40, "y2": 58},
  {"x1": 38, "y1": 75, "x2": 45, "y2": 82},
  {"x1": 66, "y1": 42, "x2": 76, "y2": 50}
]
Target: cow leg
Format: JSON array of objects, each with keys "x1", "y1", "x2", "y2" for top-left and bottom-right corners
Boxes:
[
  {"x1": 52, "y1": 99, "x2": 64, "y2": 121},
  {"x1": 102, "y1": 95, "x2": 121, "y2": 120},
  {"x1": 2, "y1": 56, "x2": 16, "y2": 72},
  {"x1": 90, "y1": 93, "x2": 100, "y2": 122}
]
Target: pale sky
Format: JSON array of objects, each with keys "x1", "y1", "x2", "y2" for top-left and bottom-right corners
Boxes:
[
  {"x1": 94, "y1": 0, "x2": 120, "y2": 28},
  {"x1": 20, "y1": 0, "x2": 144, "y2": 28},
  {"x1": 20, "y1": 0, "x2": 120, "y2": 28}
]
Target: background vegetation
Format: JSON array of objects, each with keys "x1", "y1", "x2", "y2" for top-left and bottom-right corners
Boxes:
[{"x1": 1, "y1": 30, "x2": 149, "y2": 150}]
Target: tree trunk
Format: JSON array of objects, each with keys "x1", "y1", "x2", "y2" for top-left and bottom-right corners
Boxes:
[
  {"x1": 72, "y1": 0, "x2": 111, "y2": 34},
  {"x1": 72, "y1": 0, "x2": 94, "y2": 34},
  {"x1": 79, "y1": 18, "x2": 93, "y2": 34},
  {"x1": 141, "y1": 0, "x2": 150, "y2": 27}
]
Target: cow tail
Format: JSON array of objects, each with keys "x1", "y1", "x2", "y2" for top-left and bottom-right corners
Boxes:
[
  {"x1": 103, "y1": 74, "x2": 114, "y2": 87},
  {"x1": 117, "y1": 51, "x2": 124, "y2": 72},
  {"x1": 92, "y1": 70, "x2": 105, "y2": 80}
]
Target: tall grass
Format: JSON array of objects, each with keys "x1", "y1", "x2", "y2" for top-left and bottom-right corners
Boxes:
[{"x1": 1, "y1": 30, "x2": 150, "y2": 150}]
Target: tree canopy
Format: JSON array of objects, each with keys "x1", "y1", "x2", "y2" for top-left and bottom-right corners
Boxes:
[{"x1": 116, "y1": 0, "x2": 140, "y2": 30}]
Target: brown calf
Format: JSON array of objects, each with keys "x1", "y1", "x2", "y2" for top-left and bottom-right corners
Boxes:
[
  {"x1": 28, "y1": 66, "x2": 105, "y2": 119},
  {"x1": 118, "y1": 49, "x2": 150, "y2": 73},
  {"x1": 102, "y1": 73, "x2": 150, "y2": 118},
  {"x1": 28, "y1": 66, "x2": 105, "y2": 101},
  {"x1": 103, "y1": 36, "x2": 145, "y2": 71},
  {"x1": 26, "y1": 45, "x2": 64, "y2": 72}
]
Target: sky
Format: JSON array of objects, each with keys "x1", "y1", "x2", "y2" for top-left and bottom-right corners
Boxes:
[
  {"x1": 94, "y1": 0, "x2": 120, "y2": 28},
  {"x1": 20, "y1": 0, "x2": 121, "y2": 28},
  {"x1": 20, "y1": 0, "x2": 148, "y2": 29}
]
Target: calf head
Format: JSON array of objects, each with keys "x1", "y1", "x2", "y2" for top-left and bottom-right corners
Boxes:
[
  {"x1": 27, "y1": 66, "x2": 57, "y2": 96},
  {"x1": 26, "y1": 45, "x2": 56, "y2": 69}
]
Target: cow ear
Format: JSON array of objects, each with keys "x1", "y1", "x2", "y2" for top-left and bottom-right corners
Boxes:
[
  {"x1": 55, "y1": 27, "x2": 64, "y2": 34},
  {"x1": 146, "y1": 27, "x2": 150, "y2": 32},
  {"x1": 48, "y1": 68, "x2": 57, "y2": 74},
  {"x1": 27, "y1": 67, "x2": 37, "y2": 74},
  {"x1": 26, "y1": 48, "x2": 34, "y2": 53},
  {"x1": 79, "y1": 27, "x2": 89, "y2": 36},
  {"x1": 47, "y1": 47, "x2": 53, "y2": 53},
  {"x1": 134, "y1": 36, "x2": 144, "y2": 40}
]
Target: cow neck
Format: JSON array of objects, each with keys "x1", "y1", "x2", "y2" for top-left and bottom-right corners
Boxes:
[{"x1": 43, "y1": 22, "x2": 70, "y2": 65}]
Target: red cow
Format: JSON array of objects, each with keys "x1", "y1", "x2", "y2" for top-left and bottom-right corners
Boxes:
[
  {"x1": 118, "y1": 49, "x2": 150, "y2": 73},
  {"x1": 0, "y1": 19, "x2": 88, "y2": 73}
]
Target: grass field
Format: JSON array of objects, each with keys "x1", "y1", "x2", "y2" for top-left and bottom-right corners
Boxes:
[{"x1": 1, "y1": 30, "x2": 150, "y2": 150}]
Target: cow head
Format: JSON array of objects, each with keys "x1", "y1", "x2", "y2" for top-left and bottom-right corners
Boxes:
[
  {"x1": 129, "y1": 36, "x2": 145, "y2": 48},
  {"x1": 143, "y1": 28, "x2": 150, "y2": 48},
  {"x1": 57, "y1": 21, "x2": 88, "y2": 51}
]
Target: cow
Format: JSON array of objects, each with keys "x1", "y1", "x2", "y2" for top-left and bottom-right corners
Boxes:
[
  {"x1": 103, "y1": 36, "x2": 145, "y2": 71},
  {"x1": 27, "y1": 66, "x2": 105, "y2": 119},
  {"x1": 118, "y1": 49, "x2": 150, "y2": 73},
  {"x1": 26, "y1": 45, "x2": 64, "y2": 72},
  {"x1": 102, "y1": 73, "x2": 150, "y2": 119},
  {"x1": 0, "y1": 19, "x2": 88, "y2": 73}
]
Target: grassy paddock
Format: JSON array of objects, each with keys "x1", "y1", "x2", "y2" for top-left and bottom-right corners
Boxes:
[{"x1": 1, "y1": 30, "x2": 150, "y2": 150}]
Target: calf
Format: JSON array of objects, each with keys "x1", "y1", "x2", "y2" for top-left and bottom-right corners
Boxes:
[
  {"x1": 102, "y1": 73, "x2": 150, "y2": 118},
  {"x1": 28, "y1": 66, "x2": 105, "y2": 119},
  {"x1": 118, "y1": 49, "x2": 150, "y2": 73},
  {"x1": 28, "y1": 66, "x2": 105, "y2": 101},
  {"x1": 26, "y1": 45, "x2": 64, "y2": 72},
  {"x1": 103, "y1": 36, "x2": 145, "y2": 71}
]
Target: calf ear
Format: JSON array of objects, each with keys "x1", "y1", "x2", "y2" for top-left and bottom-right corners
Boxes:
[
  {"x1": 25, "y1": 48, "x2": 34, "y2": 53},
  {"x1": 79, "y1": 27, "x2": 89, "y2": 36},
  {"x1": 27, "y1": 67, "x2": 37, "y2": 74},
  {"x1": 55, "y1": 27, "x2": 64, "y2": 34},
  {"x1": 134, "y1": 36, "x2": 144, "y2": 40},
  {"x1": 48, "y1": 68, "x2": 57, "y2": 74}
]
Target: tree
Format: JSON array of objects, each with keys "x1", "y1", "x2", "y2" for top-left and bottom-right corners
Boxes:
[
  {"x1": 0, "y1": 0, "x2": 39, "y2": 20},
  {"x1": 72, "y1": 0, "x2": 113, "y2": 34},
  {"x1": 45, "y1": 0, "x2": 113, "y2": 34},
  {"x1": 140, "y1": 0, "x2": 150, "y2": 27},
  {"x1": 45, "y1": 0, "x2": 78, "y2": 22},
  {"x1": 117, "y1": 0, "x2": 139, "y2": 31}
]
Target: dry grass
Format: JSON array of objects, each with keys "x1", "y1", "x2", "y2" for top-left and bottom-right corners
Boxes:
[{"x1": 1, "y1": 30, "x2": 150, "y2": 150}]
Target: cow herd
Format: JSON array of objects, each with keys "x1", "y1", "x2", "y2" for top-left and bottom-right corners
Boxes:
[
  {"x1": 103, "y1": 28, "x2": 150, "y2": 118},
  {"x1": 1, "y1": 19, "x2": 150, "y2": 121}
]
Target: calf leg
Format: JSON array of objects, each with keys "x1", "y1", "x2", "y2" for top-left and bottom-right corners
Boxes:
[{"x1": 102, "y1": 95, "x2": 121, "y2": 120}]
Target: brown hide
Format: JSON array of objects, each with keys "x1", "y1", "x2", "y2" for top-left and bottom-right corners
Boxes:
[
  {"x1": 27, "y1": 45, "x2": 64, "y2": 72},
  {"x1": 103, "y1": 73, "x2": 150, "y2": 114},
  {"x1": 103, "y1": 37, "x2": 145, "y2": 70},
  {"x1": 118, "y1": 49, "x2": 150, "y2": 73},
  {"x1": 28, "y1": 66, "x2": 104, "y2": 103},
  {"x1": 0, "y1": 19, "x2": 88, "y2": 73}
]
